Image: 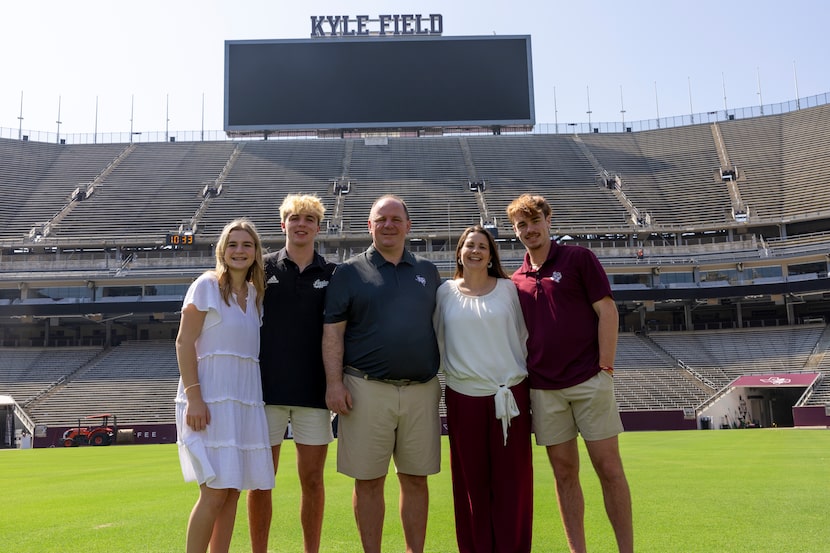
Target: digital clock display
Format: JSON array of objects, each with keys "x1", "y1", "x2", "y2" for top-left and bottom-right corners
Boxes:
[{"x1": 166, "y1": 233, "x2": 195, "y2": 246}]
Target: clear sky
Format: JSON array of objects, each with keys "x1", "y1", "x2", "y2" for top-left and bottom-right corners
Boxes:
[{"x1": 2, "y1": 0, "x2": 827, "y2": 137}]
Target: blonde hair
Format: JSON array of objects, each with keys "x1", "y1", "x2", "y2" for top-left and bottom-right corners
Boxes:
[
  {"x1": 279, "y1": 194, "x2": 325, "y2": 225},
  {"x1": 214, "y1": 218, "x2": 265, "y2": 316}
]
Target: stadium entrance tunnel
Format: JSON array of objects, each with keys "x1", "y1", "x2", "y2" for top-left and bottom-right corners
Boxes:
[{"x1": 698, "y1": 373, "x2": 820, "y2": 428}]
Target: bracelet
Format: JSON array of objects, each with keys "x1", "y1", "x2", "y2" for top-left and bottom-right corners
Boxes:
[
  {"x1": 600, "y1": 366, "x2": 614, "y2": 374},
  {"x1": 184, "y1": 382, "x2": 201, "y2": 393}
]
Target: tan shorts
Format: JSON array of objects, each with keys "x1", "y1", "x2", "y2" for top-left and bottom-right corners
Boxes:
[
  {"x1": 337, "y1": 374, "x2": 442, "y2": 480},
  {"x1": 265, "y1": 405, "x2": 334, "y2": 446},
  {"x1": 531, "y1": 370, "x2": 624, "y2": 446}
]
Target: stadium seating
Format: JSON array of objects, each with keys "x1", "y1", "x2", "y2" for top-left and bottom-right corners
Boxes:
[
  {"x1": 649, "y1": 326, "x2": 824, "y2": 389},
  {"x1": 1, "y1": 104, "x2": 830, "y2": 245},
  {"x1": 720, "y1": 103, "x2": 830, "y2": 222},
  {"x1": 465, "y1": 135, "x2": 628, "y2": 236},
  {"x1": 3, "y1": 102, "x2": 830, "y2": 434},
  {"x1": 196, "y1": 140, "x2": 344, "y2": 237},
  {"x1": 8, "y1": 326, "x2": 828, "y2": 429},
  {"x1": 24, "y1": 341, "x2": 177, "y2": 427},
  {"x1": 0, "y1": 140, "x2": 128, "y2": 240},
  {"x1": 0, "y1": 346, "x2": 101, "y2": 405},
  {"x1": 54, "y1": 142, "x2": 239, "y2": 240},
  {"x1": 614, "y1": 334, "x2": 711, "y2": 410}
]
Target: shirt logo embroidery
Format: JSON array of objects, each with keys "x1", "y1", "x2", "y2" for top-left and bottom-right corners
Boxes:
[
  {"x1": 415, "y1": 275, "x2": 427, "y2": 286},
  {"x1": 313, "y1": 279, "x2": 329, "y2": 289},
  {"x1": 551, "y1": 271, "x2": 562, "y2": 283},
  {"x1": 267, "y1": 276, "x2": 279, "y2": 284}
]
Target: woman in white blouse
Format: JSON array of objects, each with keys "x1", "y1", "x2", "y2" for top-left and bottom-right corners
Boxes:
[{"x1": 434, "y1": 225, "x2": 533, "y2": 553}]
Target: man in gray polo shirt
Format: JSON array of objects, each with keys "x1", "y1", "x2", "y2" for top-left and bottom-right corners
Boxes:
[{"x1": 323, "y1": 194, "x2": 441, "y2": 553}]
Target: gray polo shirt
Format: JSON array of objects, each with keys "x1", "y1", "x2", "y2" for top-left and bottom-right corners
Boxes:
[{"x1": 323, "y1": 245, "x2": 440, "y2": 381}]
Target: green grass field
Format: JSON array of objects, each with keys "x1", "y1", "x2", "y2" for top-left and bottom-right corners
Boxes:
[{"x1": 3, "y1": 429, "x2": 829, "y2": 552}]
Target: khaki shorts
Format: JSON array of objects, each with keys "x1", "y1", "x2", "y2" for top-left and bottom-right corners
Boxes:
[
  {"x1": 337, "y1": 374, "x2": 442, "y2": 480},
  {"x1": 531, "y1": 370, "x2": 623, "y2": 446},
  {"x1": 265, "y1": 405, "x2": 334, "y2": 446}
]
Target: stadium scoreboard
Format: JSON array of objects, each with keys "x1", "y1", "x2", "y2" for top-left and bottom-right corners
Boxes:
[
  {"x1": 165, "y1": 233, "x2": 194, "y2": 247},
  {"x1": 224, "y1": 35, "x2": 534, "y2": 134}
]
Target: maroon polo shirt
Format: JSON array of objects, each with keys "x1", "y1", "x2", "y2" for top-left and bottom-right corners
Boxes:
[{"x1": 512, "y1": 240, "x2": 613, "y2": 390}]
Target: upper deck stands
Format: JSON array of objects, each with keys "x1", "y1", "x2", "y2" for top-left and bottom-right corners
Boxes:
[
  {"x1": 579, "y1": 124, "x2": 729, "y2": 227},
  {"x1": 344, "y1": 137, "x2": 476, "y2": 235},
  {"x1": 198, "y1": 140, "x2": 345, "y2": 238},
  {"x1": 1, "y1": 103, "x2": 830, "y2": 244},
  {"x1": 0, "y1": 140, "x2": 127, "y2": 239},
  {"x1": 465, "y1": 135, "x2": 626, "y2": 236},
  {"x1": 720, "y1": 103, "x2": 830, "y2": 222},
  {"x1": 54, "y1": 141, "x2": 238, "y2": 240}
]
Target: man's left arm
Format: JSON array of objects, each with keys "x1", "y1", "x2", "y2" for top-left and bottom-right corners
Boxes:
[{"x1": 592, "y1": 295, "x2": 619, "y2": 371}]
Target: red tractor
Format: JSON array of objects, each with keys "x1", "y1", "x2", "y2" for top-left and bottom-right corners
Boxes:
[{"x1": 62, "y1": 414, "x2": 117, "y2": 447}]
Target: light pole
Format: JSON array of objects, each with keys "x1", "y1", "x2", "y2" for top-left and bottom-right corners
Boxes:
[
  {"x1": 722, "y1": 72, "x2": 728, "y2": 112},
  {"x1": 586, "y1": 85, "x2": 592, "y2": 130},
  {"x1": 620, "y1": 85, "x2": 626, "y2": 129},
  {"x1": 793, "y1": 61, "x2": 800, "y2": 110},
  {"x1": 56, "y1": 95, "x2": 62, "y2": 144},
  {"x1": 553, "y1": 86, "x2": 558, "y2": 133},
  {"x1": 130, "y1": 94, "x2": 135, "y2": 141},
  {"x1": 165, "y1": 93, "x2": 170, "y2": 142},
  {"x1": 756, "y1": 67, "x2": 764, "y2": 115},
  {"x1": 687, "y1": 77, "x2": 694, "y2": 124},
  {"x1": 17, "y1": 91, "x2": 23, "y2": 140},
  {"x1": 654, "y1": 81, "x2": 660, "y2": 128}
]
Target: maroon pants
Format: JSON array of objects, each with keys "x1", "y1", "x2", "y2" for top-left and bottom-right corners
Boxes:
[{"x1": 445, "y1": 380, "x2": 533, "y2": 553}]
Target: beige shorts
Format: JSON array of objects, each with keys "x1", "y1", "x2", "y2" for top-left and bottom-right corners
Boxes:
[
  {"x1": 531, "y1": 370, "x2": 624, "y2": 446},
  {"x1": 337, "y1": 374, "x2": 442, "y2": 480},
  {"x1": 265, "y1": 405, "x2": 334, "y2": 446}
]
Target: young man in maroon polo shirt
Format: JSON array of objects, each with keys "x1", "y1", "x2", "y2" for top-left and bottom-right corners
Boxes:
[{"x1": 507, "y1": 194, "x2": 633, "y2": 553}]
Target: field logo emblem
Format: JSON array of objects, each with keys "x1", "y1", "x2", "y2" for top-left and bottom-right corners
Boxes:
[{"x1": 760, "y1": 376, "x2": 791, "y2": 385}]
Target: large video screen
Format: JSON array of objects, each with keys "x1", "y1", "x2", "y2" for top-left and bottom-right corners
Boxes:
[{"x1": 224, "y1": 35, "x2": 534, "y2": 133}]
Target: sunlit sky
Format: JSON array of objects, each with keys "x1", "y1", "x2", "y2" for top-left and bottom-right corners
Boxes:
[{"x1": 2, "y1": 0, "x2": 827, "y2": 136}]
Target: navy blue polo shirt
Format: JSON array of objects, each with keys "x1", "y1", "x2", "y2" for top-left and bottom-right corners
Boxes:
[
  {"x1": 259, "y1": 248, "x2": 336, "y2": 408},
  {"x1": 323, "y1": 245, "x2": 440, "y2": 381}
]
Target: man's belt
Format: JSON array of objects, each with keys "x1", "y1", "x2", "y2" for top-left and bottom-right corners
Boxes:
[{"x1": 343, "y1": 365, "x2": 429, "y2": 387}]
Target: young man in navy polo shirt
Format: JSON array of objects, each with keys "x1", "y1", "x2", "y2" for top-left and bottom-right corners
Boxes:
[{"x1": 248, "y1": 194, "x2": 336, "y2": 553}]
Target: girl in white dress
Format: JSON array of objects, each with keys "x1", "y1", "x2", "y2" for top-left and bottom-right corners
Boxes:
[{"x1": 175, "y1": 219, "x2": 274, "y2": 553}]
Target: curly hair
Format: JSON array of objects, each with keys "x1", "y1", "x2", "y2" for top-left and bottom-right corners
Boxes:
[{"x1": 505, "y1": 194, "x2": 551, "y2": 225}]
